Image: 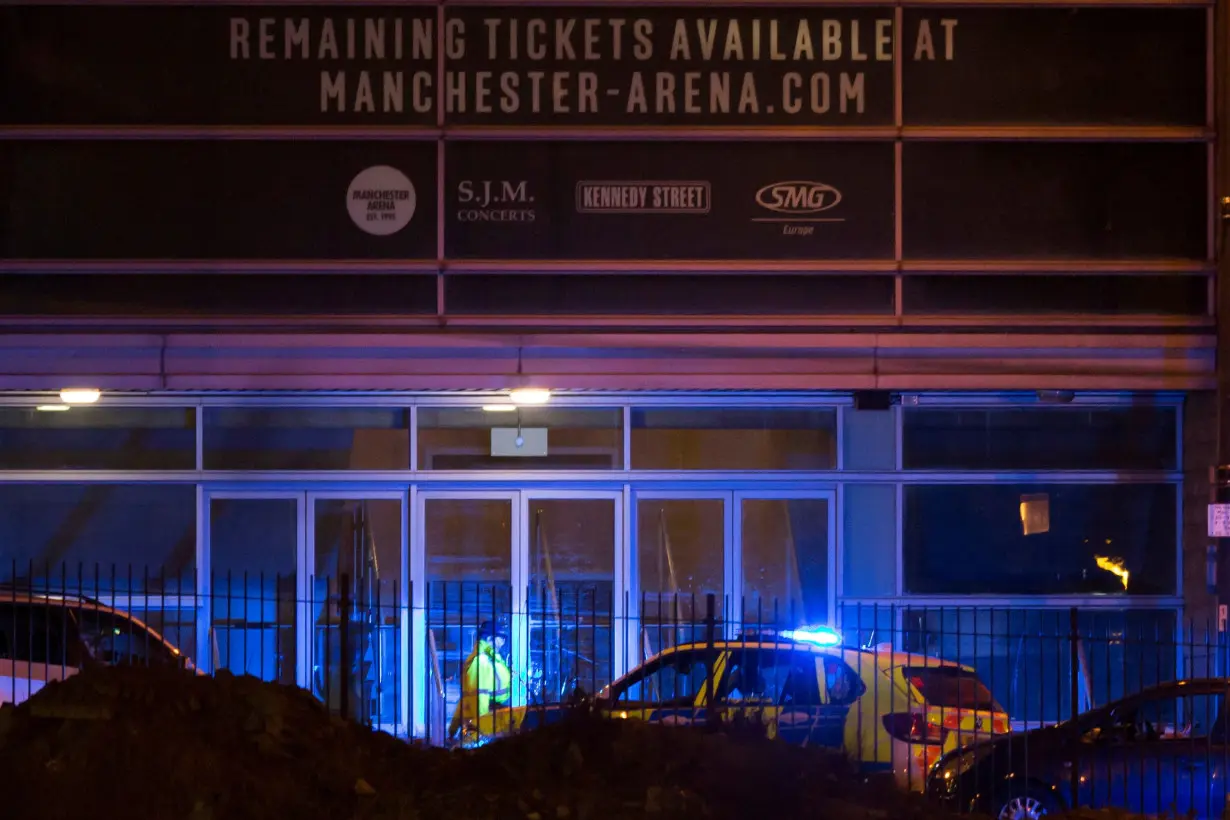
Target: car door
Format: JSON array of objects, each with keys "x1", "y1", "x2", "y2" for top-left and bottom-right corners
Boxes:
[
  {"x1": 0, "y1": 602, "x2": 81, "y2": 705},
  {"x1": 714, "y1": 647, "x2": 858, "y2": 748},
  {"x1": 1081, "y1": 689, "x2": 1228, "y2": 819}
]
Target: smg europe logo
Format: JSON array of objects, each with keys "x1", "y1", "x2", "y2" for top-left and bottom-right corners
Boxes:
[{"x1": 753, "y1": 181, "x2": 844, "y2": 236}]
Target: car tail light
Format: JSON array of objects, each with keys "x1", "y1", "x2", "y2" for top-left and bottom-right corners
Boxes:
[{"x1": 882, "y1": 712, "x2": 947, "y2": 745}]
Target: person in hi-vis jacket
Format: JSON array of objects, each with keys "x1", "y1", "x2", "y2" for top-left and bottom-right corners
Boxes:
[{"x1": 448, "y1": 617, "x2": 512, "y2": 740}]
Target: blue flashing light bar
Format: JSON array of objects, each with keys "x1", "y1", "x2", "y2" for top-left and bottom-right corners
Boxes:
[{"x1": 780, "y1": 625, "x2": 842, "y2": 647}]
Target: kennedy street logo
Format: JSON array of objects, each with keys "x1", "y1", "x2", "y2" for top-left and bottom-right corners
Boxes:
[
  {"x1": 576, "y1": 181, "x2": 710, "y2": 214},
  {"x1": 347, "y1": 165, "x2": 416, "y2": 236},
  {"x1": 752, "y1": 180, "x2": 843, "y2": 236}
]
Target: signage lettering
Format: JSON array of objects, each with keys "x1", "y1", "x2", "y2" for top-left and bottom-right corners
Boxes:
[
  {"x1": 576, "y1": 182, "x2": 711, "y2": 214},
  {"x1": 222, "y1": 10, "x2": 957, "y2": 120},
  {"x1": 0, "y1": 5, "x2": 1203, "y2": 127}
]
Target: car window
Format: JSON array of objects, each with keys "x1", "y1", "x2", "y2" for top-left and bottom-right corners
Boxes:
[
  {"x1": 1107, "y1": 692, "x2": 1228, "y2": 742},
  {"x1": 720, "y1": 649, "x2": 824, "y2": 706},
  {"x1": 0, "y1": 602, "x2": 80, "y2": 666},
  {"x1": 822, "y1": 657, "x2": 861, "y2": 706},
  {"x1": 904, "y1": 666, "x2": 1000, "y2": 711},
  {"x1": 73, "y1": 608, "x2": 178, "y2": 668},
  {"x1": 611, "y1": 650, "x2": 715, "y2": 706}
]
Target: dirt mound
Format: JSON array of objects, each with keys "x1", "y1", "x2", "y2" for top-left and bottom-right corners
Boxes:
[
  {"x1": 0, "y1": 665, "x2": 440, "y2": 820},
  {"x1": 0, "y1": 665, "x2": 1124, "y2": 820}
]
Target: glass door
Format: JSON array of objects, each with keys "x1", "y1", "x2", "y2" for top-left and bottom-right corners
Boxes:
[
  {"x1": 413, "y1": 492, "x2": 518, "y2": 742},
  {"x1": 734, "y1": 491, "x2": 835, "y2": 631},
  {"x1": 523, "y1": 492, "x2": 622, "y2": 702},
  {"x1": 307, "y1": 492, "x2": 407, "y2": 735},
  {"x1": 202, "y1": 492, "x2": 306, "y2": 687},
  {"x1": 631, "y1": 492, "x2": 732, "y2": 662},
  {"x1": 204, "y1": 490, "x2": 408, "y2": 734}
]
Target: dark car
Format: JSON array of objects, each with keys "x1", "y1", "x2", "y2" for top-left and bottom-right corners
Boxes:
[{"x1": 928, "y1": 679, "x2": 1230, "y2": 820}]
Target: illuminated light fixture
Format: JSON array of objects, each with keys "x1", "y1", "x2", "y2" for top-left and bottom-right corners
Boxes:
[
  {"x1": 59, "y1": 388, "x2": 101, "y2": 405},
  {"x1": 1094, "y1": 555, "x2": 1130, "y2": 591},
  {"x1": 481, "y1": 404, "x2": 517, "y2": 413},
  {"x1": 779, "y1": 625, "x2": 843, "y2": 647},
  {"x1": 36, "y1": 404, "x2": 70, "y2": 412},
  {"x1": 509, "y1": 387, "x2": 551, "y2": 406}
]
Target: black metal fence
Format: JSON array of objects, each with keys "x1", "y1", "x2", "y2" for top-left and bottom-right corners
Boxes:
[{"x1": 4, "y1": 563, "x2": 1230, "y2": 816}]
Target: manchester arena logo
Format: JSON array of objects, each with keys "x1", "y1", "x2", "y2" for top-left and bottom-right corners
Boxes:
[{"x1": 347, "y1": 166, "x2": 416, "y2": 236}]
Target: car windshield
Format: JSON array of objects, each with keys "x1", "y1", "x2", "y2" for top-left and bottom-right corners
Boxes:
[{"x1": 904, "y1": 666, "x2": 1001, "y2": 711}]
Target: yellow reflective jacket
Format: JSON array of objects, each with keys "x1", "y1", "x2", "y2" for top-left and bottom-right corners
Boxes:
[{"x1": 448, "y1": 638, "x2": 511, "y2": 738}]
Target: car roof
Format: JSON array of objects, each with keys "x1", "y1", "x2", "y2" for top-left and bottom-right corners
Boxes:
[{"x1": 657, "y1": 639, "x2": 975, "y2": 672}]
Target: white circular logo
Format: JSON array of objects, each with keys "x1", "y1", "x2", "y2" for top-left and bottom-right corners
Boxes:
[{"x1": 347, "y1": 166, "x2": 416, "y2": 236}]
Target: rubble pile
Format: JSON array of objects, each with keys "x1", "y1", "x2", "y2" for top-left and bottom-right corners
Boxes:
[{"x1": 0, "y1": 666, "x2": 1150, "y2": 820}]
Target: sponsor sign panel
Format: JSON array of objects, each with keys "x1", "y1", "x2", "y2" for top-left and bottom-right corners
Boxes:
[
  {"x1": 444, "y1": 141, "x2": 894, "y2": 260},
  {"x1": 902, "y1": 141, "x2": 1207, "y2": 260},
  {"x1": 0, "y1": 6, "x2": 438, "y2": 126},
  {"x1": 902, "y1": 7, "x2": 1206, "y2": 126},
  {"x1": 0, "y1": 141, "x2": 438, "y2": 260},
  {"x1": 0, "y1": 5, "x2": 1204, "y2": 127},
  {"x1": 440, "y1": 6, "x2": 897, "y2": 126}
]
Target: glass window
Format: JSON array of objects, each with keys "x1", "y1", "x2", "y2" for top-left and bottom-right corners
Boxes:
[
  {"x1": 423, "y1": 498, "x2": 513, "y2": 739},
  {"x1": 902, "y1": 608, "x2": 1177, "y2": 725},
  {"x1": 636, "y1": 499, "x2": 725, "y2": 655},
  {"x1": 73, "y1": 608, "x2": 179, "y2": 668},
  {"x1": 0, "y1": 484, "x2": 196, "y2": 594},
  {"x1": 611, "y1": 649, "x2": 716, "y2": 706},
  {"x1": 204, "y1": 407, "x2": 411, "y2": 470},
  {"x1": 528, "y1": 499, "x2": 615, "y2": 700},
  {"x1": 720, "y1": 649, "x2": 823, "y2": 706},
  {"x1": 822, "y1": 657, "x2": 861, "y2": 707},
  {"x1": 1105, "y1": 693, "x2": 1225, "y2": 742},
  {"x1": 0, "y1": 602, "x2": 78, "y2": 666},
  {"x1": 311, "y1": 498, "x2": 403, "y2": 726},
  {"x1": 902, "y1": 667, "x2": 1000, "y2": 712},
  {"x1": 0, "y1": 407, "x2": 196, "y2": 470},
  {"x1": 631, "y1": 408, "x2": 836, "y2": 471},
  {"x1": 417, "y1": 407, "x2": 622, "y2": 470},
  {"x1": 903, "y1": 406, "x2": 1178, "y2": 471},
  {"x1": 903, "y1": 484, "x2": 1177, "y2": 595},
  {"x1": 208, "y1": 498, "x2": 298, "y2": 685},
  {"x1": 741, "y1": 498, "x2": 829, "y2": 627}
]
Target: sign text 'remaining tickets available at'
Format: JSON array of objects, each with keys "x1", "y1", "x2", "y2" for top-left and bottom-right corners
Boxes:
[
  {"x1": 0, "y1": 5, "x2": 1205, "y2": 126},
  {"x1": 236, "y1": 8, "x2": 938, "y2": 123}
]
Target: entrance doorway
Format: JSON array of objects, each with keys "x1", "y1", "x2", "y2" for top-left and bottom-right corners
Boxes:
[
  {"x1": 202, "y1": 490, "x2": 408, "y2": 734},
  {"x1": 412, "y1": 490, "x2": 622, "y2": 741}
]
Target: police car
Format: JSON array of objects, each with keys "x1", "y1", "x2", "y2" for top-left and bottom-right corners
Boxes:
[{"x1": 462, "y1": 625, "x2": 1010, "y2": 792}]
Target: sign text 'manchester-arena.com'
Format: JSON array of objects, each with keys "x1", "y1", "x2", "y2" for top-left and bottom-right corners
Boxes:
[{"x1": 226, "y1": 10, "x2": 955, "y2": 120}]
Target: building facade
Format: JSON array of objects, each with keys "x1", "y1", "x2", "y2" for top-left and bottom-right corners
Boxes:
[{"x1": 0, "y1": 0, "x2": 1219, "y2": 737}]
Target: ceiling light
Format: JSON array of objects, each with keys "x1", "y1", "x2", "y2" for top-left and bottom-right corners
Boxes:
[
  {"x1": 509, "y1": 387, "x2": 551, "y2": 406},
  {"x1": 36, "y1": 405, "x2": 70, "y2": 412},
  {"x1": 59, "y1": 388, "x2": 101, "y2": 405},
  {"x1": 482, "y1": 404, "x2": 517, "y2": 413}
]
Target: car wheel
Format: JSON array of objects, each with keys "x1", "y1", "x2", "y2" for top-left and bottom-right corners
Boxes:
[{"x1": 997, "y1": 788, "x2": 1057, "y2": 820}]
